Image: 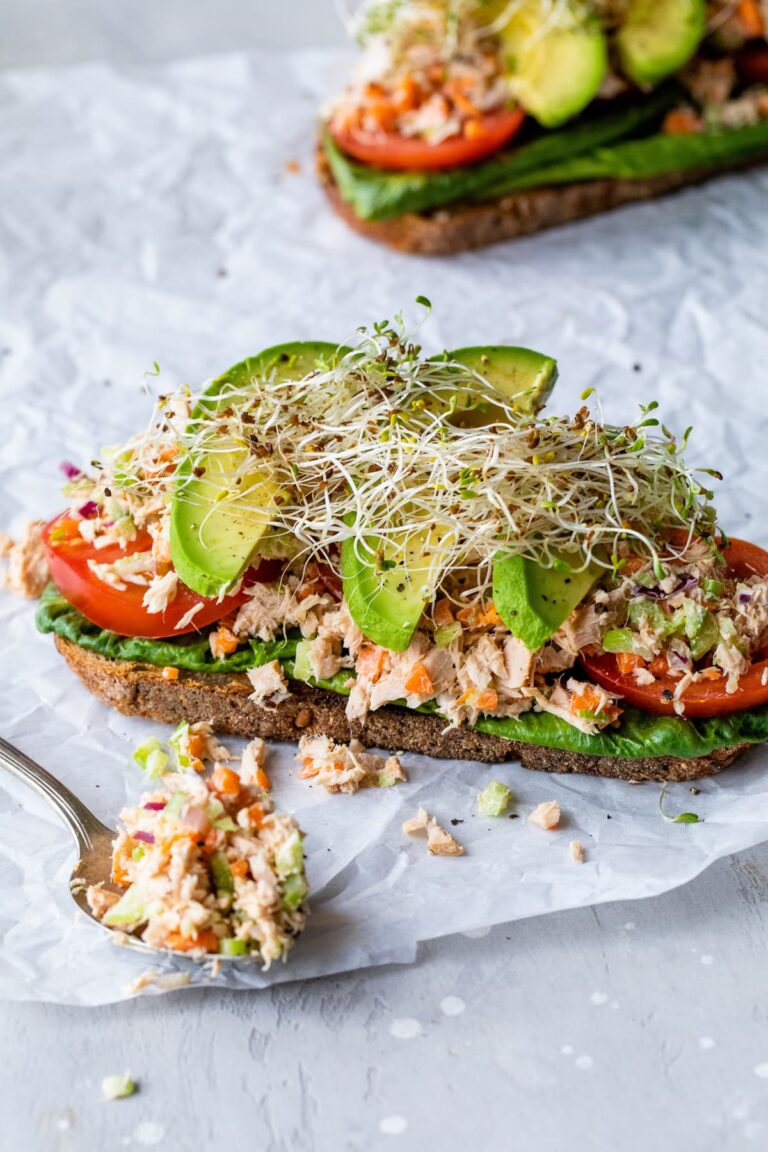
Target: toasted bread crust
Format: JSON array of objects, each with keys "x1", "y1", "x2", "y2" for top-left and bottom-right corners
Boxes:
[
  {"x1": 317, "y1": 143, "x2": 764, "y2": 255},
  {"x1": 55, "y1": 636, "x2": 749, "y2": 782}
]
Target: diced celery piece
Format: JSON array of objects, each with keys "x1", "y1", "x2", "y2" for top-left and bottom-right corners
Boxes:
[
  {"x1": 292, "y1": 640, "x2": 313, "y2": 683},
  {"x1": 477, "y1": 780, "x2": 512, "y2": 817},
  {"x1": 164, "y1": 791, "x2": 188, "y2": 818},
  {"x1": 220, "y1": 938, "x2": 248, "y2": 956},
  {"x1": 434, "y1": 622, "x2": 462, "y2": 647},
  {"x1": 282, "y1": 873, "x2": 308, "y2": 911},
  {"x1": 689, "y1": 612, "x2": 720, "y2": 661},
  {"x1": 101, "y1": 1073, "x2": 137, "y2": 1101},
  {"x1": 145, "y1": 748, "x2": 169, "y2": 778},
  {"x1": 131, "y1": 846, "x2": 145, "y2": 862},
  {"x1": 133, "y1": 738, "x2": 166, "y2": 774},
  {"x1": 168, "y1": 722, "x2": 191, "y2": 767},
  {"x1": 627, "y1": 598, "x2": 667, "y2": 635},
  {"x1": 103, "y1": 885, "x2": 147, "y2": 928},
  {"x1": 275, "y1": 831, "x2": 304, "y2": 877},
  {"x1": 210, "y1": 851, "x2": 235, "y2": 894},
  {"x1": 602, "y1": 628, "x2": 638, "y2": 654},
  {"x1": 702, "y1": 578, "x2": 724, "y2": 599}
]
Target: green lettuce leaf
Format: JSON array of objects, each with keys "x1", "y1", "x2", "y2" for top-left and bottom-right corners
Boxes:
[
  {"x1": 482, "y1": 119, "x2": 768, "y2": 194},
  {"x1": 323, "y1": 92, "x2": 768, "y2": 222},
  {"x1": 37, "y1": 584, "x2": 768, "y2": 761},
  {"x1": 35, "y1": 584, "x2": 298, "y2": 672}
]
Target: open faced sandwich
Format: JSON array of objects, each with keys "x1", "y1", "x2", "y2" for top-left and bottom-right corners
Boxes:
[
  {"x1": 319, "y1": 0, "x2": 768, "y2": 252},
  {"x1": 28, "y1": 311, "x2": 768, "y2": 782}
]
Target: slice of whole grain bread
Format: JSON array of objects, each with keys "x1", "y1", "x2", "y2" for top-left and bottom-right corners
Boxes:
[
  {"x1": 317, "y1": 144, "x2": 765, "y2": 255},
  {"x1": 55, "y1": 636, "x2": 748, "y2": 782}
]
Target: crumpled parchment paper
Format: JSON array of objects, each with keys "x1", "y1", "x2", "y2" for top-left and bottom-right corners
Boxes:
[{"x1": 1, "y1": 50, "x2": 767, "y2": 1004}]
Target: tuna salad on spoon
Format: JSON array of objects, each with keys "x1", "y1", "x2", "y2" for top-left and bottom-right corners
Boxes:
[{"x1": 11, "y1": 305, "x2": 768, "y2": 782}]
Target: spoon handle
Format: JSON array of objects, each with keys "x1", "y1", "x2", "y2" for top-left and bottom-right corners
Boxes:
[{"x1": 0, "y1": 736, "x2": 111, "y2": 854}]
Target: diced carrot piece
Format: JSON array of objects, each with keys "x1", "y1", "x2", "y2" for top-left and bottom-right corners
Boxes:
[
  {"x1": 161, "y1": 665, "x2": 180, "y2": 681},
  {"x1": 739, "y1": 0, "x2": 764, "y2": 37},
  {"x1": 256, "y1": 766, "x2": 271, "y2": 792},
  {"x1": 649, "y1": 655, "x2": 670, "y2": 677},
  {"x1": 478, "y1": 601, "x2": 502, "y2": 628},
  {"x1": 164, "y1": 928, "x2": 220, "y2": 953},
  {"x1": 356, "y1": 644, "x2": 386, "y2": 683},
  {"x1": 456, "y1": 689, "x2": 473, "y2": 706},
  {"x1": 246, "y1": 804, "x2": 266, "y2": 828},
  {"x1": 475, "y1": 688, "x2": 498, "y2": 712},
  {"x1": 210, "y1": 765, "x2": 241, "y2": 797},
  {"x1": 211, "y1": 626, "x2": 239, "y2": 656},
  {"x1": 396, "y1": 76, "x2": 421, "y2": 110},
  {"x1": 230, "y1": 859, "x2": 249, "y2": 879},
  {"x1": 404, "y1": 661, "x2": 434, "y2": 695},
  {"x1": 187, "y1": 733, "x2": 207, "y2": 759},
  {"x1": 456, "y1": 605, "x2": 476, "y2": 625},
  {"x1": 572, "y1": 685, "x2": 602, "y2": 713},
  {"x1": 463, "y1": 117, "x2": 486, "y2": 140},
  {"x1": 621, "y1": 556, "x2": 645, "y2": 575},
  {"x1": 700, "y1": 667, "x2": 724, "y2": 680},
  {"x1": 663, "y1": 108, "x2": 701, "y2": 135},
  {"x1": 299, "y1": 757, "x2": 319, "y2": 779},
  {"x1": 616, "y1": 652, "x2": 644, "y2": 675},
  {"x1": 433, "y1": 598, "x2": 455, "y2": 628}
]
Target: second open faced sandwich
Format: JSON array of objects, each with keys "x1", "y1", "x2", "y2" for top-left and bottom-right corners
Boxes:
[
  {"x1": 32, "y1": 309, "x2": 768, "y2": 782},
  {"x1": 319, "y1": 0, "x2": 768, "y2": 253}
]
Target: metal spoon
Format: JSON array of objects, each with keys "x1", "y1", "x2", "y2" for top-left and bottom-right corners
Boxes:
[{"x1": 0, "y1": 735, "x2": 236, "y2": 961}]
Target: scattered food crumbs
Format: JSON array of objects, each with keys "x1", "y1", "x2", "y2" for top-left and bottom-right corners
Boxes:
[
  {"x1": 476, "y1": 780, "x2": 512, "y2": 817},
  {"x1": 0, "y1": 520, "x2": 49, "y2": 597},
  {"x1": 403, "y1": 807, "x2": 464, "y2": 856},
  {"x1": 440, "y1": 995, "x2": 466, "y2": 1017},
  {"x1": 284, "y1": 159, "x2": 301, "y2": 174},
  {"x1": 690, "y1": 786, "x2": 700, "y2": 795},
  {"x1": 297, "y1": 734, "x2": 406, "y2": 793},
  {"x1": 161, "y1": 665, "x2": 179, "y2": 681},
  {"x1": 570, "y1": 840, "x2": 585, "y2": 864},
  {"x1": 528, "y1": 801, "x2": 561, "y2": 830},
  {"x1": 125, "y1": 970, "x2": 192, "y2": 996},
  {"x1": 450, "y1": 818, "x2": 464, "y2": 826},
  {"x1": 101, "y1": 1074, "x2": 137, "y2": 1101}
]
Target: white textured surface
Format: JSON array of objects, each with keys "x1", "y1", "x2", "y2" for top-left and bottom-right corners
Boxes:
[{"x1": 2, "y1": 28, "x2": 768, "y2": 1151}]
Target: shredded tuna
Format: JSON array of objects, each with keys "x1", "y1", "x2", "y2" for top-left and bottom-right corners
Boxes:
[
  {"x1": 402, "y1": 806, "x2": 464, "y2": 856},
  {"x1": 297, "y1": 734, "x2": 406, "y2": 793},
  {"x1": 528, "y1": 801, "x2": 561, "y2": 831},
  {"x1": 247, "y1": 661, "x2": 292, "y2": 708},
  {"x1": 570, "y1": 840, "x2": 585, "y2": 864},
  {"x1": 0, "y1": 521, "x2": 50, "y2": 597}
]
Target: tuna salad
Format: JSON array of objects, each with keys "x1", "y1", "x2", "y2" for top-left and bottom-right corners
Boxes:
[{"x1": 87, "y1": 730, "x2": 307, "y2": 962}]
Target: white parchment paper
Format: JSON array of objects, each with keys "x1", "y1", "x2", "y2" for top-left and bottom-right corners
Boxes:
[{"x1": 1, "y1": 50, "x2": 767, "y2": 1004}]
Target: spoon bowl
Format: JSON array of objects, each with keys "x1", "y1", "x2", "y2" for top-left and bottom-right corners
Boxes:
[{"x1": 0, "y1": 735, "x2": 242, "y2": 962}]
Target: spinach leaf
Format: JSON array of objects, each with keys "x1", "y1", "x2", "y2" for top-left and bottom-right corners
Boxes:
[
  {"x1": 35, "y1": 584, "x2": 298, "y2": 672},
  {"x1": 475, "y1": 705, "x2": 768, "y2": 761},
  {"x1": 323, "y1": 88, "x2": 677, "y2": 221},
  {"x1": 482, "y1": 118, "x2": 768, "y2": 194}
]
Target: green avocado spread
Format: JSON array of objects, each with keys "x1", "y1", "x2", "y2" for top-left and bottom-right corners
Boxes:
[
  {"x1": 36, "y1": 585, "x2": 768, "y2": 762},
  {"x1": 323, "y1": 90, "x2": 768, "y2": 223}
]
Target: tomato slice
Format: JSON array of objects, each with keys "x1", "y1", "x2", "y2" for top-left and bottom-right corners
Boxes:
[
  {"x1": 329, "y1": 107, "x2": 526, "y2": 171},
  {"x1": 43, "y1": 512, "x2": 272, "y2": 639},
  {"x1": 579, "y1": 538, "x2": 768, "y2": 718}
]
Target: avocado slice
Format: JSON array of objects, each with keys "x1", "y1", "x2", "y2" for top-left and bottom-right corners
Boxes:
[
  {"x1": 436, "y1": 344, "x2": 558, "y2": 424},
  {"x1": 616, "y1": 0, "x2": 706, "y2": 87},
  {"x1": 499, "y1": 2, "x2": 608, "y2": 128},
  {"x1": 170, "y1": 341, "x2": 346, "y2": 598},
  {"x1": 493, "y1": 551, "x2": 601, "y2": 652},
  {"x1": 342, "y1": 524, "x2": 452, "y2": 652}
]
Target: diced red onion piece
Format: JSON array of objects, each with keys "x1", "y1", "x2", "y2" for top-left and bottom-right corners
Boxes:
[
  {"x1": 143, "y1": 801, "x2": 167, "y2": 811},
  {"x1": 60, "y1": 460, "x2": 83, "y2": 480},
  {"x1": 77, "y1": 500, "x2": 100, "y2": 520},
  {"x1": 133, "y1": 830, "x2": 156, "y2": 844}
]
